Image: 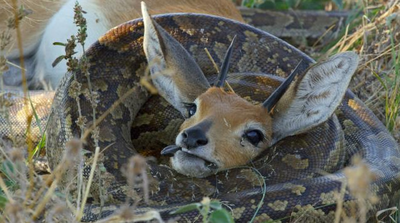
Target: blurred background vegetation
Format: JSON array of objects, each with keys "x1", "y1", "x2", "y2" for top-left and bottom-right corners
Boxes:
[{"x1": 236, "y1": 0, "x2": 347, "y2": 10}]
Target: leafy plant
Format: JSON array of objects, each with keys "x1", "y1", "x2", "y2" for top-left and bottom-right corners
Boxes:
[
  {"x1": 171, "y1": 198, "x2": 234, "y2": 223},
  {"x1": 0, "y1": 161, "x2": 18, "y2": 209}
]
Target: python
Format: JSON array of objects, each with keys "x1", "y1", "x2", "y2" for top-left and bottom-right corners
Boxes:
[
  {"x1": 139, "y1": 6, "x2": 360, "y2": 178},
  {"x1": 1, "y1": 1, "x2": 399, "y2": 221},
  {"x1": 1, "y1": 0, "x2": 242, "y2": 89},
  {"x1": 3, "y1": 1, "x2": 359, "y2": 178}
]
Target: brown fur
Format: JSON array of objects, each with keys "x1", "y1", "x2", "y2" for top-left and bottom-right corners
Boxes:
[
  {"x1": 0, "y1": 0, "x2": 66, "y2": 55},
  {"x1": 181, "y1": 87, "x2": 272, "y2": 168},
  {"x1": 1, "y1": 0, "x2": 242, "y2": 55},
  {"x1": 99, "y1": 0, "x2": 244, "y2": 27}
]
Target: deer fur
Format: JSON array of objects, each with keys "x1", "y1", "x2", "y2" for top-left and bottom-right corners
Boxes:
[
  {"x1": 142, "y1": 2, "x2": 359, "y2": 178},
  {"x1": 175, "y1": 88, "x2": 273, "y2": 177},
  {"x1": 1, "y1": 0, "x2": 243, "y2": 89}
]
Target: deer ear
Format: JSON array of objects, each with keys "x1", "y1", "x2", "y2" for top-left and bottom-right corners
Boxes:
[
  {"x1": 141, "y1": 2, "x2": 210, "y2": 115},
  {"x1": 271, "y1": 52, "x2": 359, "y2": 143}
]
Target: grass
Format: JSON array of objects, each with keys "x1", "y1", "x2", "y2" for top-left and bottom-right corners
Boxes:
[
  {"x1": 328, "y1": 0, "x2": 400, "y2": 135},
  {"x1": 239, "y1": 0, "x2": 333, "y2": 10},
  {"x1": 1, "y1": 0, "x2": 400, "y2": 222},
  {"x1": 0, "y1": 2, "x2": 152, "y2": 222},
  {"x1": 244, "y1": 0, "x2": 400, "y2": 137}
]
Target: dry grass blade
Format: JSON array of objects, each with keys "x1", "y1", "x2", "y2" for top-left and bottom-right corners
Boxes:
[
  {"x1": 0, "y1": 176, "x2": 13, "y2": 203},
  {"x1": 9, "y1": 0, "x2": 37, "y2": 210},
  {"x1": 1, "y1": 0, "x2": 399, "y2": 222},
  {"x1": 324, "y1": 0, "x2": 400, "y2": 134},
  {"x1": 327, "y1": 1, "x2": 399, "y2": 54},
  {"x1": 204, "y1": 47, "x2": 235, "y2": 92},
  {"x1": 76, "y1": 146, "x2": 100, "y2": 221},
  {"x1": 32, "y1": 178, "x2": 58, "y2": 220},
  {"x1": 376, "y1": 206, "x2": 398, "y2": 222},
  {"x1": 333, "y1": 180, "x2": 347, "y2": 223}
]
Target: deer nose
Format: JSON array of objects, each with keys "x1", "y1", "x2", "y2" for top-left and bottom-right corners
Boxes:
[{"x1": 182, "y1": 127, "x2": 208, "y2": 149}]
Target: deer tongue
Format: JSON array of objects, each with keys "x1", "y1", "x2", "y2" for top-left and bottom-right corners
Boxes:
[{"x1": 161, "y1": 145, "x2": 181, "y2": 156}]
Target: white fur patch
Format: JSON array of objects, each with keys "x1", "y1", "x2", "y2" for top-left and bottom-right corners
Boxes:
[{"x1": 34, "y1": 0, "x2": 110, "y2": 89}]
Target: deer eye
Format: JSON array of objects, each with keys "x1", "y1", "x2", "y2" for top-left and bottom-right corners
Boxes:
[
  {"x1": 183, "y1": 103, "x2": 197, "y2": 118},
  {"x1": 244, "y1": 130, "x2": 263, "y2": 146}
]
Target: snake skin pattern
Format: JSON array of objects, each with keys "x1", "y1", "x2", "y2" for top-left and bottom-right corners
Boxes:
[
  {"x1": 240, "y1": 8, "x2": 348, "y2": 43},
  {"x1": 2, "y1": 13, "x2": 399, "y2": 222},
  {"x1": 0, "y1": 91, "x2": 53, "y2": 148}
]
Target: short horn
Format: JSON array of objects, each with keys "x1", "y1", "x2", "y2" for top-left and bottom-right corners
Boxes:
[
  {"x1": 262, "y1": 60, "x2": 303, "y2": 112},
  {"x1": 214, "y1": 35, "x2": 237, "y2": 87}
]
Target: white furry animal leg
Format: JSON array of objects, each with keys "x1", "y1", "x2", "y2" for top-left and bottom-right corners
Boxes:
[{"x1": 34, "y1": 0, "x2": 110, "y2": 89}]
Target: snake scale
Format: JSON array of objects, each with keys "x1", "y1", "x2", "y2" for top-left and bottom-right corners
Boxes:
[
  {"x1": 2, "y1": 13, "x2": 400, "y2": 222},
  {"x1": 239, "y1": 8, "x2": 348, "y2": 44}
]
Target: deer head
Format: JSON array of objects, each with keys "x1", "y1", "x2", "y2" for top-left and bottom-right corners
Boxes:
[{"x1": 141, "y1": 2, "x2": 359, "y2": 178}]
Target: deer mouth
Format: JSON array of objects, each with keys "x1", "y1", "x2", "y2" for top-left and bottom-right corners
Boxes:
[
  {"x1": 161, "y1": 145, "x2": 218, "y2": 170},
  {"x1": 161, "y1": 145, "x2": 181, "y2": 155}
]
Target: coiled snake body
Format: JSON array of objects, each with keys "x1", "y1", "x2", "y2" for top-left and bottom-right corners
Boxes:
[{"x1": 4, "y1": 14, "x2": 400, "y2": 222}]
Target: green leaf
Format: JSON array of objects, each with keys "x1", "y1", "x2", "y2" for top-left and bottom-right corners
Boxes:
[
  {"x1": 1, "y1": 161, "x2": 15, "y2": 181},
  {"x1": 373, "y1": 72, "x2": 388, "y2": 91},
  {"x1": 285, "y1": 0, "x2": 297, "y2": 8},
  {"x1": 0, "y1": 193, "x2": 7, "y2": 209},
  {"x1": 31, "y1": 134, "x2": 46, "y2": 161},
  {"x1": 210, "y1": 201, "x2": 222, "y2": 210},
  {"x1": 53, "y1": 42, "x2": 67, "y2": 46},
  {"x1": 27, "y1": 94, "x2": 45, "y2": 160},
  {"x1": 209, "y1": 209, "x2": 234, "y2": 223},
  {"x1": 171, "y1": 203, "x2": 201, "y2": 215},
  {"x1": 99, "y1": 164, "x2": 107, "y2": 172},
  {"x1": 52, "y1": 55, "x2": 65, "y2": 67},
  {"x1": 1, "y1": 162, "x2": 17, "y2": 191},
  {"x1": 28, "y1": 95, "x2": 43, "y2": 135},
  {"x1": 332, "y1": 0, "x2": 343, "y2": 10},
  {"x1": 258, "y1": 1, "x2": 277, "y2": 9}
]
